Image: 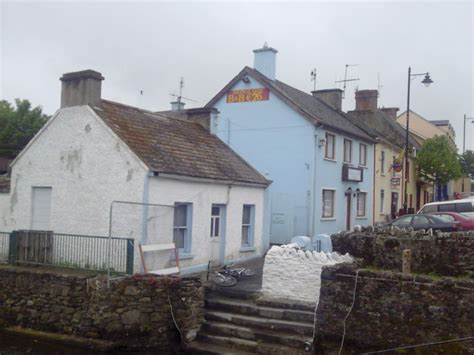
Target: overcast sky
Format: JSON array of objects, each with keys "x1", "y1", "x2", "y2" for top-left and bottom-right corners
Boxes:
[{"x1": 1, "y1": 1, "x2": 473, "y2": 150}]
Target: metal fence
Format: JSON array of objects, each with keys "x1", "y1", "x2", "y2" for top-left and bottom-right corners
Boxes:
[{"x1": 2, "y1": 230, "x2": 134, "y2": 274}]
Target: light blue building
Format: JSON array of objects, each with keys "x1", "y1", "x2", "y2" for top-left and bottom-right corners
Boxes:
[{"x1": 206, "y1": 46, "x2": 375, "y2": 247}]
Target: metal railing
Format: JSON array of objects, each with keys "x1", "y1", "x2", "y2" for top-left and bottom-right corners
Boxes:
[{"x1": 3, "y1": 230, "x2": 134, "y2": 274}]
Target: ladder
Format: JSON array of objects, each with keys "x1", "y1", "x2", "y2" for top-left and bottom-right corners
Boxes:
[{"x1": 138, "y1": 242, "x2": 180, "y2": 275}]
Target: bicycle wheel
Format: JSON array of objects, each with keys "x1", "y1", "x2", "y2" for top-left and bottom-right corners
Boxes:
[
  {"x1": 241, "y1": 268, "x2": 255, "y2": 277},
  {"x1": 214, "y1": 273, "x2": 237, "y2": 287}
]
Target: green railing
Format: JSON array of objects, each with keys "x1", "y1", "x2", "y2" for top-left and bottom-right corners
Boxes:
[{"x1": 3, "y1": 230, "x2": 134, "y2": 274}]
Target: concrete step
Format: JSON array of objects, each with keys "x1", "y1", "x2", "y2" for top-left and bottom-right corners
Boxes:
[
  {"x1": 205, "y1": 310, "x2": 314, "y2": 337},
  {"x1": 206, "y1": 296, "x2": 315, "y2": 324},
  {"x1": 255, "y1": 296, "x2": 315, "y2": 312},
  {"x1": 197, "y1": 333, "x2": 258, "y2": 353},
  {"x1": 206, "y1": 286, "x2": 260, "y2": 300},
  {"x1": 184, "y1": 340, "x2": 253, "y2": 355},
  {"x1": 203, "y1": 320, "x2": 310, "y2": 349}
]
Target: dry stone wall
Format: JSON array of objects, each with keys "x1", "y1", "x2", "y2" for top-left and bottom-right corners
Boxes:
[
  {"x1": 0, "y1": 266, "x2": 204, "y2": 349},
  {"x1": 331, "y1": 229, "x2": 474, "y2": 278},
  {"x1": 315, "y1": 263, "x2": 474, "y2": 353}
]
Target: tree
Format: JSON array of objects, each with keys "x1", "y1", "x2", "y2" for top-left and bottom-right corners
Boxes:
[
  {"x1": 459, "y1": 150, "x2": 474, "y2": 179},
  {"x1": 0, "y1": 99, "x2": 49, "y2": 158},
  {"x1": 415, "y1": 135, "x2": 462, "y2": 184}
]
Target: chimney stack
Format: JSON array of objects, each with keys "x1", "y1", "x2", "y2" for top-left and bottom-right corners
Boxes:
[
  {"x1": 381, "y1": 107, "x2": 400, "y2": 119},
  {"x1": 171, "y1": 100, "x2": 186, "y2": 111},
  {"x1": 253, "y1": 43, "x2": 277, "y2": 80},
  {"x1": 355, "y1": 90, "x2": 378, "y2": 111},
  {"x1": 312, "y1": 89, "x2": 343, "y2": 111},
  {"x1": 60, "y1": 70, "x2": 104, "y2": 108}
]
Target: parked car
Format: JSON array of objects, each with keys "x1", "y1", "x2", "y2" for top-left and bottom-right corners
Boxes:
[
  {"x1": 418, "y1": 198, "x2": 474, "y2": 218},
  {"x1": 385, "y1": 214, "x2": 459, "y2": 232},
  {"x1": 428, "y1": 212, "x2": 474, "y2": 231}
]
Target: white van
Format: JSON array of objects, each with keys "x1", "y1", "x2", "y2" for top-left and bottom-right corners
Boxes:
[{"x1": 418, "y1": 198, "x2": 474, "y2": 218}]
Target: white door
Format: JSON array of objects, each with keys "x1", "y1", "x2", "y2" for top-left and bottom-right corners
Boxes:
[
  {"x1": 31, "y1": 187, "x2": 52, "y2": 230},
  {"x1": 210, "y1": 205, "x2": 226, "y2": 266}
]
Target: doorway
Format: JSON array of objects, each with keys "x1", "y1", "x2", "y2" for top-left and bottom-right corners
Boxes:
[
  {"x1": 391, "y1": 192, "x2": 399, "y2": 219},
  {"x1": 210, "y1": 204, "x2": 226, "y2": 266},
  {"x1": 345, "y1": 192, "x2": 351, "y2": 231}
]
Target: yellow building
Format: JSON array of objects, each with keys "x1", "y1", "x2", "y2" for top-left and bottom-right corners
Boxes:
[
  {"x1": 346, "y1": 90, "x2": 421, "y2": 222},
  {"x1": 397, "y1": 110, "x2": 471, "y2": 202}
]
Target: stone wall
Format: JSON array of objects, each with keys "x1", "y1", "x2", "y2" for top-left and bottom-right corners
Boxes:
[
  {"x1": 315, "y1": 263, "x2": 474, "y2": 353},
  {"x1": 261, "y1": 245, "x2": 352, "y2": 303},
  {"x1": 331, "y1": 229, "x2": 474, "y2": 277},
  {"x1": 0, "y1": 266, "x2": 204, "y2": 349}
]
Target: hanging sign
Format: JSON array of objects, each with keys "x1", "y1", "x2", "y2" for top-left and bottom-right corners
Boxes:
[
  {"x1": 227, "y1": 88, "x2": 270, "y2": 103},
  {"x1": 392, "y1": 159, "x2": 403, "y2": 173}
]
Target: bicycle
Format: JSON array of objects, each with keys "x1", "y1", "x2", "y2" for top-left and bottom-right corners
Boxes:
[{"x1": 212, "y1": 265, "x2": 255, "y2": 287}]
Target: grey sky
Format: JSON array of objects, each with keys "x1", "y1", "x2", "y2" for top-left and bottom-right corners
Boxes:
[{"x1": 1, "y1": 1, "x2": 473, "y2": 150}]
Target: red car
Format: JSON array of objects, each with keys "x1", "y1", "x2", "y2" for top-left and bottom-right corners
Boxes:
[{"x1": 429, "y1": 212, "x2": 474, "y2": 231}]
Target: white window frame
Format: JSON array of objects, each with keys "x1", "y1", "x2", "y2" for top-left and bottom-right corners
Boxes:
[
  {"x1": 321, "y1": 189, "x2": 336, "y2": 219},
  {"x1": 173, "y1": 203, "x2": 193, "y2": 254},
  {"x1": 359, "y1": 143, "x2": 367, "y2": 166},
  {"x1": 325, "y1": 133, "x2": 336, "y2": 160},
  {"x1": 343, "y1": 139, "x2": 352, "y2": 163},
  {"x1": 241, "y1": 205, "x2": 255, "y2": 247},
  {"x1": 357, "y1": 192, "x2": 367, "y2": 217}
]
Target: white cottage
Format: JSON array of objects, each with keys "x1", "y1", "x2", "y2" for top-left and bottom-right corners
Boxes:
[{"x1": 0, "y1": 70, "x2": 269, "y2": 274}]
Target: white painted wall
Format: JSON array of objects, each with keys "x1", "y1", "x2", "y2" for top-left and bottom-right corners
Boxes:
[
  {"x1": 147, "y1": 176, "x2": 265, "y2": 272},
  {"x1": 0, "y1": 193, "x2": 10, "y2": 232},
  {"x1": 262, "y1": 245, "x2": 353, "y2": 304}
]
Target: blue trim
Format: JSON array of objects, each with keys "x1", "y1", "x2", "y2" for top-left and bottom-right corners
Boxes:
[
  {"x1": 173, "y1": 202, "x2": 193, "y2": 254},
  {"x1": 241, "y1": 204, "x2": 255, "y2": 248}
]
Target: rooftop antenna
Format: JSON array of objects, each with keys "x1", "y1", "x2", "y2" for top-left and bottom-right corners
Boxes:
[
  {"x1": 335, "y1": 64, "x2": 360, "y2": 99},
  {"x1": 170, "y1": 77, "x2": 197, "y2": 103},
  {"x1": 310, "y1": 68, "x2": 317, "y2": 91}
]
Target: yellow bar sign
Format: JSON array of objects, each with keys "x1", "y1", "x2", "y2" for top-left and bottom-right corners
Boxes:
[{"x1": 227, "y1": 88, "x2": 270, "y2": 103}]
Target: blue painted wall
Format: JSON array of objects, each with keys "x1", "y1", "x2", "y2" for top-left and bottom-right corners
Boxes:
[{"x1": 213, "y1": 76, "x2": 373, "y2": 247}]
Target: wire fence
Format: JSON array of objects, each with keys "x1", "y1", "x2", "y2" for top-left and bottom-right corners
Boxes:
[{"x1": 2, "y1": 230, "x2": 134, "y2": 274}]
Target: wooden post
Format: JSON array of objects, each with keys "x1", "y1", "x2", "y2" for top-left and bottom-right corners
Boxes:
[{"x1": 402, "y1": 249, "x2": 412, "y2": 274}]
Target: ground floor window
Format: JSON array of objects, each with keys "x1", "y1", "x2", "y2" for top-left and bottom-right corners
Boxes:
[
  {"x1": 380, "y1": 189, "x2": 385, "y2": 213},
  {"x1": 241, "y1": 205, "x2": 255, "y2": 247},
  {"x1": 322, "y1": 189, "x2": 335, "y2": 218},
  {"x1": 173, "y1": 203, "x2": 192, "y2": 253},
  {"x1": 357, "y1": 192, "x2": 367, "y2": 217}
]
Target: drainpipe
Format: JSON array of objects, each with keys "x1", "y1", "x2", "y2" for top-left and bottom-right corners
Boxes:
[
  {"x1": 311, "y1": 130, "x2": 318, "y2": 237},
  {"x1": 141, "y1": 171, "x2": 153, "y2": 246},
  {"x1": 372, "y1": 144, "x2": 376, "y2": 223}
]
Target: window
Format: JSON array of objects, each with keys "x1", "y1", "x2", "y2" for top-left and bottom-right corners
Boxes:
[
  {"x1": 210, "y1": 206, "x2": 221, "y2": 238},
  {"x1": 409, "y1": 194, "x2": 413, "y2": 208},
  {"x1": 380, "y1": 190, "x2": 385, "y2": 213},
  {"x1": 380, "y1": 151, "x2": 385, "y2": 174},
  {"x1": 405, "y1": 160, "x2": 410, "y2": 181},
  {"x1": 420, "y1": 205, "x2": 437, "y2": 213},
  {"x1": 344, "y1": 139, "x2": 352, "y2": 163},
  {"x1": 31, "y1": 187, "x2": 52, "y2": 230},
  {"x1": 438, "y1": 214, "x2": 455, "y2": 222},
  {"x1": 357, "y1": 192, "x2": 367, "y2": 217},
  {"x1": 241, "y1": 205, "x2": 255, "y2": 247},
  {"x1": 325, "y1": 133, "x2": 335, "y2": 159},
  {"x1": 439, "y1": 203, "x2": 455, "y2": 212},
  {"x1": 322, "y1": 189, "x2": 335, "y2": 218},
  {"x1": 392, "y1": 215, "x2": 412, "y2": 227},
  {"x1": 359, "y1": 144, "x2": 367, "y2": 166},
  {"x1": 412, "y1": 215, "x2": 430, "y2": 227},
  {"x1": 173, "y1": 203, "x2": 192, "y2": 253},
  {"x1": 456, "y1": 203, "x2": 473, "y2": 213}
]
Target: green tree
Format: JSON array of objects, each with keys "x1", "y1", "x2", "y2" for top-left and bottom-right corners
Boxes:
[
  {"x1": 415, "y1": 135, "x2": 462, "y2": 184},
  {"x1": 459, "y1": 150, "x2": 474, "y2": 179},
  {"x1": 0, "y1": 99, "x2": 49, "y2": 158}
]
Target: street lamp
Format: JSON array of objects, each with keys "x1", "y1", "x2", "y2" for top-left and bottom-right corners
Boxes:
[{"x1": 404, "y1": 67, "x2": 433, "y2": 214}]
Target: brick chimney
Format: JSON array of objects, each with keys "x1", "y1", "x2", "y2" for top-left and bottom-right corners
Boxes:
[
  {"x1": 381, "y1": 107, "x2": 400, "y2": 119},
  {"x1": 355, "y1": 90, "x2": 378, "y2": 111},
  {"x1": 60, "y1": 70, "x2": 104, "y2": 108},
  {"x1": 253, "y1": 43, "x2": 277, "y2": 80},
  {"x1": 312, "y1": 89, "x2": 343, "y2": 111}
]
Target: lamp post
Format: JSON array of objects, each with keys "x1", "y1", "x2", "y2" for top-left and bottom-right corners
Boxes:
[
  {"x1": 462, "y1": 114, "x2": 474, "y2": 192},
  {"x1": 404, "y1": 67, "x2": 433, "y2": 214}
]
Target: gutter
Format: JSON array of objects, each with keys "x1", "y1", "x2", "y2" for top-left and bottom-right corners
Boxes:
[{"x1": 155, "y1": 172, "x2": 271, "y2": 188}]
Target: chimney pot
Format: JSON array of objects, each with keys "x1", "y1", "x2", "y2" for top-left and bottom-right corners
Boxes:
[
  {"x1": 312, "y1": 89, "x2": 343, "y2": 111},
  {"x1": 60, "y1": 69, "x2": 104, "y2": 108},
  {"x1": 253, "y1": 45, "x2": 278, "y2": 80},
  {"x1": 355, "y1": 90, "x2": 378, "y2": 111}
]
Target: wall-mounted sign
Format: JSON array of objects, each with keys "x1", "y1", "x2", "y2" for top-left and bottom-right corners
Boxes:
[
  {"x1": 391, "y1": 177, "x2": 401, "y2": 187},
  {"x1": 342, "y1": 165, "x2": 363, "y2": 182},
  {"x1": 392, "y1": 158, "x2": 403, "y2": 173},
  {"x1": 227, "y1": 88, "x2": 270, "y2": 103}
]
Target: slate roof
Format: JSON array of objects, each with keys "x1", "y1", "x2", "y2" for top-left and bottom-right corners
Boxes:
[
  {"x1": 0, "y1": 175, "x2": 10, "y2": 193},
  {"x1": 92, "y1": 100, "x2": 269, "y2": 186},
  {"x1": 346, "y1": 109, "x2": 420, "y2": 150},
  {"x1": 206, "y1": 66, "x2": 375, "y2": 143}
]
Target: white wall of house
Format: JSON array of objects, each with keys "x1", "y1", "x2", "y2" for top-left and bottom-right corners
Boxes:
[
  {"x1": 147, "y1": 176, "x2": 265, "y2": 273},
  {"x1": 0, "y1": 193, "x2": 10, "y2": 232}
]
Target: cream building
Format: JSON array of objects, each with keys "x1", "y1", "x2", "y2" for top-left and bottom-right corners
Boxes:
[{"x1": 397, "y1": 110, "x2": 471, "y2": 201}]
